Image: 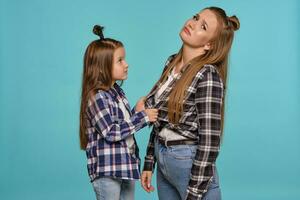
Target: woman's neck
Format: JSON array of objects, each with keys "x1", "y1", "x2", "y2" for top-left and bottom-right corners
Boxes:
[
  {"x1": 174, "y1": 45, "x2": 206, "y2": 73},
  {"x1": 182, "y1": 45, "x2": 206, "y2": 64}
]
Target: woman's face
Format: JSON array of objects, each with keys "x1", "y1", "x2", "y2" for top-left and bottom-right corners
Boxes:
[{"x1": 180, "y1": 9, "x2": 219, "y2": 49}]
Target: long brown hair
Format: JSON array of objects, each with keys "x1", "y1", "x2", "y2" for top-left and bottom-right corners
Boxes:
[
  {"x1": 156, "y1": 7, "x2": 240, "y2": 131},
  {"x1": 79, "y1": 25, "x2": 123, "y2": 150}
]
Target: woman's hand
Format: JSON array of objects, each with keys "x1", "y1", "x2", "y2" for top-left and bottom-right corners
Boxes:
[
  {"x1": 141, "y1": 170, "x2": 155, "y2": 193},
  {"x1": 145, "y1": 109, "x2": 158, "y2": 122},
  {"x1": 135, "y1": 97, "x2": 146, "y2": 112}
]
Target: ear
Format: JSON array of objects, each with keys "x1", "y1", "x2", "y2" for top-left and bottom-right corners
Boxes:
[{"x1": 204, "y1": 43, "x2": 211, "y2": 51}]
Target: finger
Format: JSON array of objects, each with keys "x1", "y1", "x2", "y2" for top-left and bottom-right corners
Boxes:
[
  {"x1": 147, "y1": 175, "x2": 152, "y2": 189},
  {"x1": 141, "y1": 178, "x2": 148, "y2": 192},
  {"x1": 142, "y1": 178, "x2": 150, "y2": 192},
  {"x1": 142, "y1": 184, "x2": 149, "y2": 192},
  {"x1": 149, "y1": 185, "x2": 155, "y2": 192},
  {"x1": 142, "y1": 174, "x2": 151, "y2": 191},
  {"x1": 142, "y1": 181, "x2": 148, "y2": 192},
  {"x1": 153, "y1": 111, "x2": 159, "y2": 115}
]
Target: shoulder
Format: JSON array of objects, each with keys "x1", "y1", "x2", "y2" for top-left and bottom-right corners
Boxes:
[
  {"x1": 196, "y1": 64, "x2": 224, "y2": 87},
  {"x1": 88, "y1": 89, "x2": 112, "y2": 107},
  {"x1": 165, "y1": 54, "x2": 177, "y2": 65},
  {"x1": 197, "y1": 64, "x2": 222, "y2": 79},
  {"x1": 161, "y1": 54, "x2": 177, "y2": 73},
  {"x1": 114, "y1": 83, "x2": 126, "y2": 97},
  {"x1": 95, "y1": 89, "x2": 111, "y2": 100}
]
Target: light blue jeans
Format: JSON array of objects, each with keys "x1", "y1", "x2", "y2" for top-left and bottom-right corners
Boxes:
[
  {"x1": 154, "y1": 139, "x2": 221, "y2": 200},
  {"x1": 92, "y1": 177, "x2": 135, "y2": 200}
]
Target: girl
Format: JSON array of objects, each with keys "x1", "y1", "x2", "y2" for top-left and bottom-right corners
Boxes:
[
  {"x1": 79, "y1": 25, "x2": 158, "y2": 200},
  {"x1": 141, "y1": 7, "x2": 240, "y2": 200}
]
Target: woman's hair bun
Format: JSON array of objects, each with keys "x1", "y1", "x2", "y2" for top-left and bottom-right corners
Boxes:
[{"x1": 228, "y1": 16, "x2": 240, "y2": 31}]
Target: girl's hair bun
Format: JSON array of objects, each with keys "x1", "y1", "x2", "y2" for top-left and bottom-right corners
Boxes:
[{"x1": 93, "y1": 25, "x2": 104, "y2": 39}]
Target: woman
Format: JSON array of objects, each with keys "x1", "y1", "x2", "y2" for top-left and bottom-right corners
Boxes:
[{"x1": 141, "y1": 7, "x2": 240, "y2": 200}]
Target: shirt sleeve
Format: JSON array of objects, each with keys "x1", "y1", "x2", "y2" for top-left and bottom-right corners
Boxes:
[
  {"x1": 185, "y1": 69, "x2": 224, "y2": 200},
  {"x1": 88, "y1": 92, "x2": 150, "y2": 142},
  {"x1": 143, "y1": 54, "x2": 177, "y2": 171},
  {"x1": 143, "y1": 125, "x2": 159, "y2": 171},
  {"x1": 131, "y1": 106, "x2": 137, "y2": 115}
]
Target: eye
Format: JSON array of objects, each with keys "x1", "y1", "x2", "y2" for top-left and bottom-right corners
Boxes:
[
  {"x1": 192, "y1": 14, "x2": 199, "y2": 21},
  {"x1": 201, "y1": 24, "x2": 206, "y2": 30},
  {"x1": 118, "y1": 58, "x2": 123, "y2": 63}
]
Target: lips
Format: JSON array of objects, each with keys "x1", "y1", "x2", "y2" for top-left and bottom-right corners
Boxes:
[{"x1": 183, "y1": 27, "x2": 191, "y2": 36}]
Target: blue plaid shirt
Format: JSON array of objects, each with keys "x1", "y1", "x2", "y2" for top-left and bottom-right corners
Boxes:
[{"x1": 85, "y1": 83, "x2": 150, "y2": 182}]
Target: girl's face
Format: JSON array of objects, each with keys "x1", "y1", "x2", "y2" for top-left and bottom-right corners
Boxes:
[
  {"x1": 112, "y1": 47, "x2": 128, "y2": 82},
  {"x1": 180, "y1": 9, "x2": 219, "y2": 50}
]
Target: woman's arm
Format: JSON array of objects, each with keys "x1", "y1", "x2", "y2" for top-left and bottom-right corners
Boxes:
[
  {"x1": 186, "y1": 69, "x2": 224, "y2": 200},
  {"x1": 141, "y1": 126, "x2": 158, "y2": 192},
  {"x1": 141, "y1": 54, "x2": 177, "y2": 192},
  {"x1": 143, "y1": 125, "x2": 159, "y2": 171},
  {"x1": 143, "y1": 54, "x2": 177, "y2": 169}
]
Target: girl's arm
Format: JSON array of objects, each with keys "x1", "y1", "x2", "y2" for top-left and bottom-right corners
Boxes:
[
  {"x1": 88, "y1": 91, "x2": 150, "y2": 142},
  {"x1": 131, "y1": 96, "x2": 146, "y2": 115},
  {"x1": 186, "y1": 69, "x2": 224, "y2": 200}
]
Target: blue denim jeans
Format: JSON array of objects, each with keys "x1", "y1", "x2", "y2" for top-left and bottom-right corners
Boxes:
[
  {"x1": 154, "y1": 139, "x2": 221, "y2": 200},
  {"x1": 92, "y1": 177, "x2": 135, "y2": 200}
]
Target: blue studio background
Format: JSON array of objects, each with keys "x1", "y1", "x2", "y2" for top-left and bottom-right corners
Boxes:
[{"x1": 0, "y1": 0, "x2": 299, "y2": 199}]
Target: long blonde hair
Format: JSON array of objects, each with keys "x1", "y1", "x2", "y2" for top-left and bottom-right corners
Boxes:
[{"x1": 156, "y1": 7, "x2": 240, "y2": 130}]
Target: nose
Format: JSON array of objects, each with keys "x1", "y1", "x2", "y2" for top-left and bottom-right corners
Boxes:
[
  {"x1": 124, "y1": 61, "x2": 129, "y2": 68},
  {"x1": 187, "y1": 20, "x2": 195, "y2": 30}
]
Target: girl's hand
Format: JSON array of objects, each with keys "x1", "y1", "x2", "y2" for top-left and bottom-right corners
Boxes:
[
  {"x1": 141, "y1": 170, "x2": 155, "y2": 193},
  {"x1": 135, "y1": 97, "x2": 146, "y2": 112},
  {"x1": 145, "y1": 109, "x2": 158, "y2": 122}
]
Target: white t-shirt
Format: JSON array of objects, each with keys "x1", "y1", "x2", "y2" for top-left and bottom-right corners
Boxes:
[
  {"x1": 155, "y1": 68, "x2": 178, "y2": 101},
  {"x1": 118, "y1": 100, "x2": 135, "y2": 153},
  {"x1": 155, "y1": 69, "x2": 188, "y2": 141}
]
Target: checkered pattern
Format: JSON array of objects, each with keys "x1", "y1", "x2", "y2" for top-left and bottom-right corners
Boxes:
[
  {"x1": 143, "y1": 55, "x2": 224, "y2": 200},
  {"x1": 85, "y1": 83, "x2": 150, "y2": 182}
]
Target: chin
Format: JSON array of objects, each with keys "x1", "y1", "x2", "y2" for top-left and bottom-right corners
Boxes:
[
  {"x1": 179, "y1": 31, "x2": 185, "y2": 40},
  {"x1": 180, "y1": 33, "x2": 190, "y2": 45}
]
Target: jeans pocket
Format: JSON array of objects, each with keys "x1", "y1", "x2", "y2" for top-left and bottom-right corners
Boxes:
[
  {"x1": 168, "y1": 145, "x2": 195, "y2": 160},
  {"x1": 92, "y1": 178, "x2": 101, "y2": 195}
]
